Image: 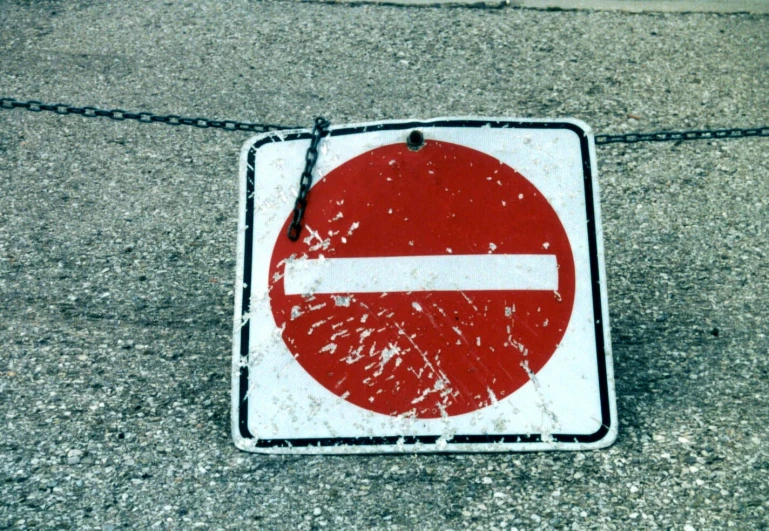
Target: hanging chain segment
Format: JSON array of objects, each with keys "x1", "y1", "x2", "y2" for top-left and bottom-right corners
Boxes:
[
  {"x1": 287, "y1": 117, "x2": 331, "y2": 242},
  {"x1": 0, "y1": 97, "x2": 299, "y2": 133}
]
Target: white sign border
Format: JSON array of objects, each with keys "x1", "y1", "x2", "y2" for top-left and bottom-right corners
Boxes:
[{"x1": 232, "y1": 118, "x2": 617, "y2": 454}]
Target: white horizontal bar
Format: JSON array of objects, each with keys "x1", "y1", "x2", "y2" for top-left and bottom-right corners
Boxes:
[{"x1": 283, "y1": 254, "x2": 558, "y2": 295}]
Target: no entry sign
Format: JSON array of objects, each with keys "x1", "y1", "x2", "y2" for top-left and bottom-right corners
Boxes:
[{"x1": 232, "y1": 119, "x2": 616, "y2": 454}]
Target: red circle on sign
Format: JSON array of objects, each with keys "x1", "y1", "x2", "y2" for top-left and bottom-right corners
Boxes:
[{"x1": 269, "y1": 140, "x2": 575, "y2": 418}]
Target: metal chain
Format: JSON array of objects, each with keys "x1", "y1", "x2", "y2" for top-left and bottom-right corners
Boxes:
[
  {"x1": 3, "y1": 97, "x2": 767, "y2": 145},
  {"x1": 595, "y1": 126, "x2": 769, "y2": 145},
  {"x1": 0, "y1": 97, "x2": 298, "y2": 133},
  {"x1": 287, "y1": 117, "x2": 331, "y2": 242}
]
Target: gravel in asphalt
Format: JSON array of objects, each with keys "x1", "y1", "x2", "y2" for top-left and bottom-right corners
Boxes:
[{"x1": 1, "y1": 1, "x2": 767, "y2": 529}]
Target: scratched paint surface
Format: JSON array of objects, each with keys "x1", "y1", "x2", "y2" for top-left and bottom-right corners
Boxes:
[{"x1": 269, "y1": 141, "x2": 576, "y2": 418}]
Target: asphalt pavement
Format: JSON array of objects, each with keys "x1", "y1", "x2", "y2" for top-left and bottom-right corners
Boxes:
[{"x1": 1, "y1": 0, "x2": 768, "y2": 529}]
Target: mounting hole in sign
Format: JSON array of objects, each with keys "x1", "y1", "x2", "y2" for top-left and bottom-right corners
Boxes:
[
  {"x1": 269, "y1": 140, "x2": 575, "y2": 419},
  {"x1": 406, "y1": 129, "x2": 425, "y2": 151}
]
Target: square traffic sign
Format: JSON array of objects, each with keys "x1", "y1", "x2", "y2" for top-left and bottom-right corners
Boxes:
[{"x1": 233, "y1": 118, "x2": 616, "y2": 453}]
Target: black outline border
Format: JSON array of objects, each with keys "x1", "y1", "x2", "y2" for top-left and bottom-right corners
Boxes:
[{"x1": 237, "y1": 119, "x2": 612, "y2": 449}]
